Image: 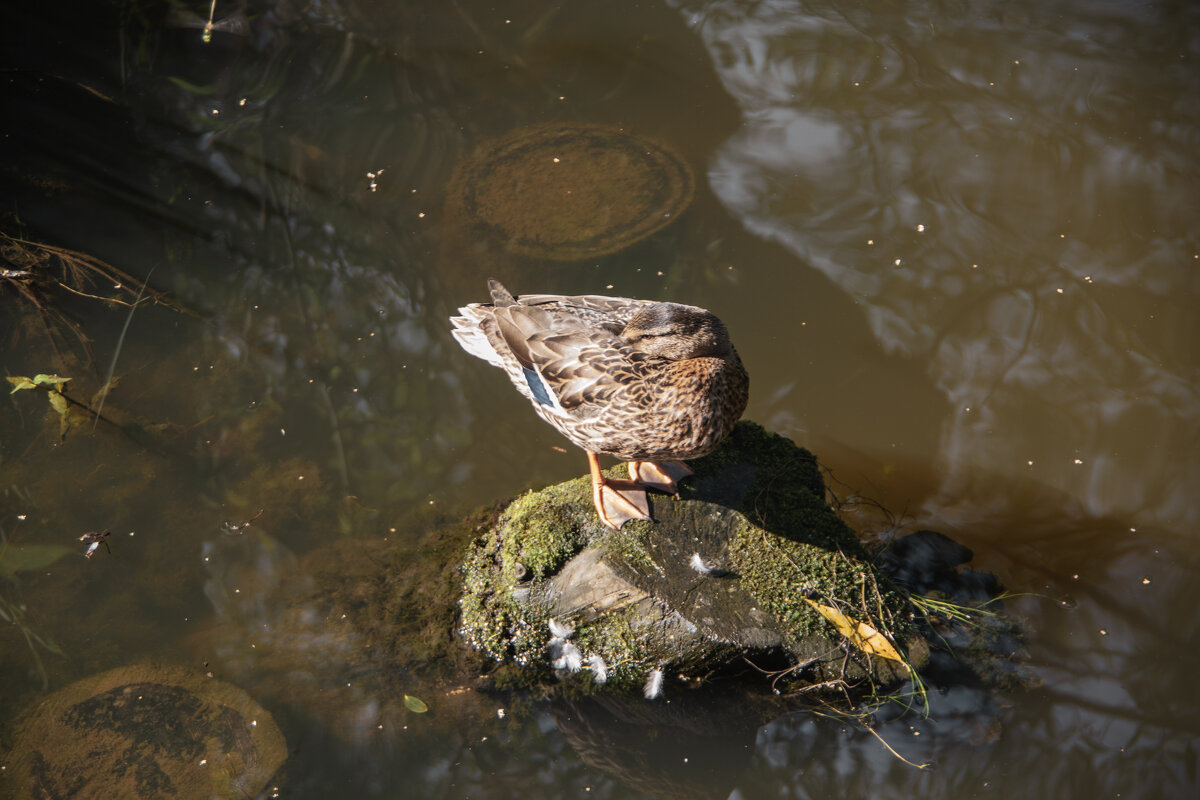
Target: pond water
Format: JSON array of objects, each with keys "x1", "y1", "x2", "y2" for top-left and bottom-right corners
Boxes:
[{"x1": 2, "y1": 0, "x2": 1198, "y2": 797}]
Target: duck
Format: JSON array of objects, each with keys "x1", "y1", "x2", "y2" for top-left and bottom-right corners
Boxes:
[{"x1": 451, "y1": 279, "x2": 749, "y2": 530}]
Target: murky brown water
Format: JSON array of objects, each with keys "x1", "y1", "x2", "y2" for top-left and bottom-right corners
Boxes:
[{"x1": 2, "y1": 0, "x2": 1198, "y2": 797}]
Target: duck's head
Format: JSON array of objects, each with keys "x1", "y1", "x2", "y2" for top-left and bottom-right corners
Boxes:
[{"x1": 622, "y1": 302, "x2": 735, "y2": 360}]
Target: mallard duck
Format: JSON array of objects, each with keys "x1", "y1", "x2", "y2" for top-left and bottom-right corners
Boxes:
[{"x1": 451, "y1": 279, "x2": 749, "y2": 529}]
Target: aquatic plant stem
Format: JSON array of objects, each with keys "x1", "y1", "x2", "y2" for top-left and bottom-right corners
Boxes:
[
  {"x1": 92, "y1": 266, "x2": 154, "y2": 433},
  {"x1": 858, "y1": 720, "x2": 930, "y2": 769}
]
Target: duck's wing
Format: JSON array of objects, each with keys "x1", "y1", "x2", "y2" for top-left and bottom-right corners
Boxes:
[
  {"x1": 513, "y1": 292, "x2": 658, "y2": 328},
  {"x1": 532, "y1": 334, "x2": 650, "y2": 411},
  {"x1": 490, "y1": 303, "x2": 649, "y2": 415}
]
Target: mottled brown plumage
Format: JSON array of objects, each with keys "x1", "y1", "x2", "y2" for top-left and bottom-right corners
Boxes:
[{"x1": 451, "y1": 279, "x2": 749, "y2": 529}]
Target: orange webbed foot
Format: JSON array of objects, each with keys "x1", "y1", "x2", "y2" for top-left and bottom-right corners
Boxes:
[
  {"x1": 592, "y1": 478, "x2": 651, "y2": 530},
  {"x1": 587, "y1": 452, "x2": 651, "y2": 530},
  {"x1": 628, "y1": 460, "x2": 693, "y2": 495}
]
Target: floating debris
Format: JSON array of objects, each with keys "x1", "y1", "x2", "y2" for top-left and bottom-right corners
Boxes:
[
  {"x1": 79, "y1": 530, "x2": 110, "y2": 560},
  {"x1": 221, "y1": 508, "x2": 264, "y2": 535},
  {"x1": 403, "y1": 694, "x2": 428, "y2": 713}
]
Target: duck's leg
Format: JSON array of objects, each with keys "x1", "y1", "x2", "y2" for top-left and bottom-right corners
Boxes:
[
  {"x1": 628, "y1": 461, "x2": 693, "y2": 495},
  {"x1": 587, "y1": 452, "x2": 651, "y2": 530}
]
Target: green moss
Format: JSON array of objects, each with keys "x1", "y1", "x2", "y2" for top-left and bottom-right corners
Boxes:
[
  {"x1": 457, "y1": 466, "x2": 673, "y2": 690},
  {"x1": 573, "y1": 611, "x2": 650, "y2": 689},
  {"x1": 597, "y1": 519, "x2": 657, "y2": 574},
  {"x1": 458, "y1": 477, "x2": 589, "y2": 674},
  {"x1": 706, "y1": 423, "x2": 913, "y2": 650},
  {"x1": 729, "y1": 518, "x2": 908, "y2": 646},
  {"x1": 698, "y1": 421, "x2": 858, "y2": 549},
  {"x1": 493, "y1": 472, "x2": 641, "y2": 577}
]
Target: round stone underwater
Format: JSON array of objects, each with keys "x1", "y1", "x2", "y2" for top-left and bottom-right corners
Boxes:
[
  {"x1": 9, "y1": 663, "x2": 286, "y2": 800},
  {"x1": 450, "y1": 122, "x2": 695, "y2": 261}
]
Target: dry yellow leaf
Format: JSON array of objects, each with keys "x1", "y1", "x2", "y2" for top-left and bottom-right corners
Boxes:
[{"x1": 803, "y1": 598, "x2": 906, "y2": 664}]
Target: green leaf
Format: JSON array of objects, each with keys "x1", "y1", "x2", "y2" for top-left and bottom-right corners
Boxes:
[
  {"x1": 47, "y1": 392, "x2": 69, "y2": 417},
  {"x1": 166, "y1": 76, "x2": 218, "y2": 95},
  {"x1": 7, "y1": 376, "x2": 36, "y2": 393},
  {"x1": 0, "y1": 544, "x2": 75, "y2": 578},
  {"x1": 46, "y1": 392, "x2": 72, "y2": 440},
  {"x1": 32, "y1": 374, "x2": 70, "y2": 390},
  {"x1": 403, "y1": 694, "x2": 428, "y2": 713}
]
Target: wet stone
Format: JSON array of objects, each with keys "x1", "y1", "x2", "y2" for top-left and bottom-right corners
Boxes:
[
  {"x1": 458, "y1": 421, "x2": 925, "y2": 694},
  {"x1": 9, "y1": 663, "x2": 286, "y2": 800},
  {"x1": 448, "y1": 122, "x2": 695, "y2": 261}
]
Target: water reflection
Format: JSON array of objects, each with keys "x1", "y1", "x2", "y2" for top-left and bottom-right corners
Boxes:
[
  {"x1": 672, "y1": 0, "x2": 1200, "y2": 531},
  {"x1": 199, "y1": 528, "x2": 407, "y2": 792},
  {"x1": 735, "y1": 526, "x2": 1200, "y2": 799}
]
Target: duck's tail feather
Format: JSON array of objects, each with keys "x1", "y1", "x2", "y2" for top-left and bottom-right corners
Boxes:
[
  {"x1": 487, "y1": 278, "x2": 516, "y2": 306},
  {"x1": 450, "y1": 308, "x2": 505, "y2": 368}
]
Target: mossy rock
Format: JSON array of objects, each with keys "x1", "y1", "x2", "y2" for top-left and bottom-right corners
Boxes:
[
  {"x1": 459, "y1": 421, "x2": 926, "y2": 696},
  {"x1": 8, "y1": 663, "x2": 286, "y2": 799},
  {"x1": 447, "y1": 122, "x2": 694, "y2": 261}
]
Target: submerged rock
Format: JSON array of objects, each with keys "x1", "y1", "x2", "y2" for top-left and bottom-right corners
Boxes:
[
  {"x1": 8, "y1": 663, "x2": 286, "y2": 800},
  {"x1": 459, "y1": 421, "x2": 927, "y2": 695},
  {"x1": 447, "y1": 122, "x2": 695, "y2": 261}
]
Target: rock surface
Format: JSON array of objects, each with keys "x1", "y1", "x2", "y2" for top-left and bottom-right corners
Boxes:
[
  {"x1": 8, "y1": 663, "x2": 286, "y2": 800},
  {"x1": 459, "y1": 421, "x2": 926, "y2": 695},
  {"x1": 447, "y1": 122, "x2": 694, "y2": 261}
]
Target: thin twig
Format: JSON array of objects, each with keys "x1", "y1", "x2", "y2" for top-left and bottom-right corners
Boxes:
[
  {"x1": 858, "y1": 720, "x2": 930, "y2": 769},
  {"x1": 92, "y1": 266, "x2": 153, "y2": 432}
]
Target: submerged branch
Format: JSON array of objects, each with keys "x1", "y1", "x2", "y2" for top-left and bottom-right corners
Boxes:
[{"x1": 1, "y1": 231, "x2": 204, "y2": 319}]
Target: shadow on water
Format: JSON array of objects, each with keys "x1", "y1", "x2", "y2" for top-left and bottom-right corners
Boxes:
[{"x1": 1, "y1": 0, "x2": 1198, "y2": 798}]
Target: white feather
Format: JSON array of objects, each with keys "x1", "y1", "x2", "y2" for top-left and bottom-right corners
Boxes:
[
  {"x1": 450, "y1": 310, "x2": 504, "y2": 367},
  {"x1": 643, "y1": 668, "x2": 664, "y2": 699},
  {"x1": 550, "y1": 640, "x2": 583, "y2": 672},
  {"x1": 548, "y1": 617, "x2": 574, "y2": 640},
  {"x1": 689, "y1": 553, "x2": 713, "y2": 574},
  {"x1": 587, "y1": 654, "x2": 608, "y2": 684}
]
